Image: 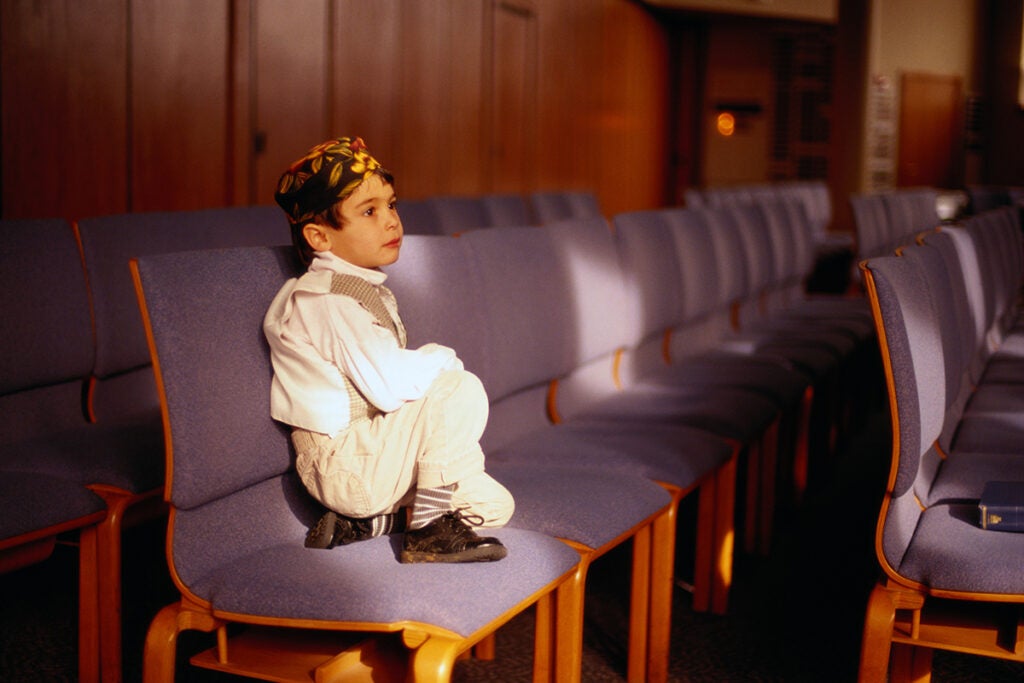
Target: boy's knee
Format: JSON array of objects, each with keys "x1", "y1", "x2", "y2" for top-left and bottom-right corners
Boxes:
[
  {"x1": 431, "y1": 370, "x2": 489, "y2": 414},
  {"x1": 454, "y1": 472, "x2": 514, "y2": 528}
]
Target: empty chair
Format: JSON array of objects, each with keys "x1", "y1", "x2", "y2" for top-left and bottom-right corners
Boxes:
[
  {"x1": 397, "y1": 197, "x2": 445, "y2": 235},
  {"x1": 858, "y1": 249, "x2": 1024, "y2": 681},
  {"x1": 0, "y1": 218, "x2": 116, "y2": 683},
  {"x1": 478, "y1": 193, "x2": 532, "y2": 227},
  {"x1": 529, "y1": 190, "x2": 602, "y2": 223},
  {"x1": 133, "y1": 245, "x2": 582, "y2": 683},
  {"x1": 424, "y1": 195, "x2": 490, "y2": 234},
  {"x1": 73, "y1": 204, "x2": 290, "y2": 678},
  {"x1": 386, "y1": 230, "x2": 710, "y2": 681}
]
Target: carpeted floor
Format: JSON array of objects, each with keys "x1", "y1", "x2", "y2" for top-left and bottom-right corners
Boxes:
[{"x1": 3, "y1": 406, "x2": 1023, "y2": 682}]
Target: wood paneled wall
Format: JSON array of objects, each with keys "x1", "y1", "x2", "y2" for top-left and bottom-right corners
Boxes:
[{"x1": 1, "y1": 0, "x2": 669, "y2": 221}]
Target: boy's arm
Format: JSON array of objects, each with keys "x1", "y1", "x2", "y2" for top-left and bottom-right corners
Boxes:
[{"x1": 302, "y1": 292, "x2": 462, "y2": 412}]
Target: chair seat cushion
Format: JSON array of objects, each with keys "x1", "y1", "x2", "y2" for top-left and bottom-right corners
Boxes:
[
  {"x1": 488, "y1": 461, "x2": 671, "y2": 549},
  {"x1": 897, "y1": 503, "x2": 1024, "y2": 595},
  {"x1": 565, "y1": 383, "x2": 779, "y2": 443},
  {"x1": 185, "y1": 526, "x2": 579, "y2": 638},
  {"x1": 952, "y1": 387, "x2": 1024, "y2": 454},
  {"x1": 0, "y1": 471, "x2": 107, "y2": 543},
  {"x1": 490, "y1": 422, "x2": 733, "y2": 492},
  {"x1": 0, "y1": 415, "x2": 164, "y2": 494},
  {"x1": 929, "y1": 450, "x2": 1024, "y2": 505},
  {"x1": 637, "y1": 354, "x2": 809, "y2": 409}
]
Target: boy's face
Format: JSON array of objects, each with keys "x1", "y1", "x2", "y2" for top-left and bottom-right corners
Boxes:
[{"x1": 309, "y1": 174, "x2": 402, "y2": 268}]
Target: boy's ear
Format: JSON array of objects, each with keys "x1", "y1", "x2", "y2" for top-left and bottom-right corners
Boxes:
[{"x1": 302, "y1": 223, "x2": 332, "y2": 253}]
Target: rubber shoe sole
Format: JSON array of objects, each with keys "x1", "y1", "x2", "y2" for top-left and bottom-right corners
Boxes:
[{"x1": 400, "y1": 543, "x2": 508, "y2": 564}]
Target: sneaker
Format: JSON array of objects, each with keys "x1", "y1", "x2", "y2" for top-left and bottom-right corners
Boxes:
[
  {"x1": 304, "y1": 510, "x2": 375, "y2": 549},
  {"x1": 400, "y1": 511, "x2": 507, "y2": 563}
]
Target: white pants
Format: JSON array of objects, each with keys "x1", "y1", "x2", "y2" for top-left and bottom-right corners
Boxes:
[{"x1": 293, "y1": 370, "x2": 514, "y2": 527}]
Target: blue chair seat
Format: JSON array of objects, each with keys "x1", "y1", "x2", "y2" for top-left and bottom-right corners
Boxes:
[
  {"x1": 898, "y1": 503, "x2": 1024, "y2": 595},
  {"x1": 0, "y1": 472, "x2": 107, "y2": 543},
  {"x1": 488, "y1": 462, "x2": 671, "y2": 550},
  {"x1": 491, "y1": 422, "x2": 733, "y2": 494},
  {"x1": 0, "y1": 416, "x2": 164, "y2": 493},
  {"x1": 187, "y1": 527, "x2": 578, "y2": 638}
]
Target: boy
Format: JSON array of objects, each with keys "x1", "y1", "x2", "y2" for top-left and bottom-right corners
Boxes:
[{"x1": 265, "y1": 137, "x2": 513, "y2": 563}]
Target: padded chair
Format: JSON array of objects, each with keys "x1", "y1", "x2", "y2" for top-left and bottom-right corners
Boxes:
[
  {"x1": 479, "y1": 193, "x2": 532, "y2": 227},
  {"x1": 384, "y1": 232, "x2": 686, "y2": 682},
  {"x1": 423, "y1": 196, "x2": 490, "y2": 235},
  {"x1": 529, "y1": 191, "x2": 602, "y2": 223},
  {"x1": 397, "y1": 198, "x2": 445, "y2": 236},
  {"x1": 0, "y1": 218, "x2": 116, "y2": 683},
  {"x1": 612, "y1": 207, "x2": 816, "y2": 528},
  {"x1": 74, "y1": 204, "x2": 290, "y2": 679},
  {"x1": 133, "y1": 245, "x2": 582, "y2": 683},
  {"x1": 453, "y1": 221, "x2": 748, "y2": 625},
  {"x1": 850, "y1": 193, "x2": 891, "y2": 263},
  {"x1": 858, "y1": 250, "x2": 1024, "y2": 682}
]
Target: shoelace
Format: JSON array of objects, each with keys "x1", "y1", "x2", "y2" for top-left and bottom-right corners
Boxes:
[{"x1": 447, "y1": 508, "x2": 486, "y2": 529}]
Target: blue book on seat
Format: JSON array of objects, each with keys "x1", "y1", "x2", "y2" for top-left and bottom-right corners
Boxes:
[{"x1": 979, "y1": 481, "x2": 1024, "y2": 532}]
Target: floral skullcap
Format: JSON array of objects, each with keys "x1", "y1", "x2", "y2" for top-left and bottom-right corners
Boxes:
[{"x1": 274, "y1": 136, "x2": 385, "y2": 224}]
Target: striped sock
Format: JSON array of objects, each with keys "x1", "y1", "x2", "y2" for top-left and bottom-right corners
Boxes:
[
  {"x1": 370, "y1": 513, "x2": 398, "y2": 537},
  {"x1": 409, "y1": 484, "x2": 456, "y2": 530}
]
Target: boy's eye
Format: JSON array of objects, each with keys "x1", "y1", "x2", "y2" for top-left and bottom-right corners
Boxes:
[{"x1": 363, "y1": 207, "x2": 375, "y2": 217}]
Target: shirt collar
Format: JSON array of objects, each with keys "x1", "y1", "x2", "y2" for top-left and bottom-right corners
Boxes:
[{"x1": 309, "y1": 250, "x2": 387, "y2": 285}]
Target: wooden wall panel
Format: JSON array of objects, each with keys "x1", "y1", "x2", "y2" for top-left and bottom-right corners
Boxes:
[
  {"x1": 491, "y1": 1, "x2": 538, "y2": 194},
  {"x1": 1, "y1": 0, "x2": 127, "y2": 220},
  {"x1": 597, "y1": 0, "x2": 669, "y2": 215},
  {"x1": 250, "y1": 0, "x2": 330, "y2": 205},
  {"x1": 445, "y1": 1, "x2": 488, "y2": 195},
  {"x1": 131, "y1": 0, "x2": 230, "y2": 212},
  {"x1": 1, "y1": 0, "x2": 673, "y2": 220},
  {"x1": 330, "y1": 0, "x2": 401, "y2": 170},
  {"x1": 394, "y1": 2, "x2": 449, "y2": 198}
]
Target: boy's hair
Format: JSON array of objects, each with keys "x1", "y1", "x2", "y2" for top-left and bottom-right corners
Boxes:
[{"x1": 275, "y1": 137, "x2": 393, "y2": 265}]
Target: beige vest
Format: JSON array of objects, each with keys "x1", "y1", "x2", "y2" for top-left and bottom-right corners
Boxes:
[{"x1": 330, "y1": 273, "x2": 407, "y2": 423}]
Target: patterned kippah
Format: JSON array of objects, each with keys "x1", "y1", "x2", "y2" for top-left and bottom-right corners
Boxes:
[{"x1": 274, "y1": 136, "x2": 385, "y2": 224}]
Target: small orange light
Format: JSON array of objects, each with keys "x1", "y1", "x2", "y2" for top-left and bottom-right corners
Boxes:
[{"x1": 717, "y1": 112, "x2": 736, "y2": 136}]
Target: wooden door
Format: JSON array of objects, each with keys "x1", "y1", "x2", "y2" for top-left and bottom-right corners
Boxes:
[
  {"x1": 132, "y1": 0, "x2": 230, "y2": 212},
  {"x1": 241, "y1": 0, "x2": 330, "y2": 206},
  {"x1": 490, "y1": 1, "x2": 538, "y2": 194},
  {"x1": 898, "y1": 72, "x2": 963, "y2": 188}
]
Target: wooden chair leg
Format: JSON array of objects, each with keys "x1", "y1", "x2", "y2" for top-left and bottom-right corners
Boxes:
[
  {"x1": 758, "y1": 419, "x2": 780, "y2": 556},
  {"x1": 858, "y1": 582, "x2": 897, "y2": 683},
  {"x1": 95, "y1": 493, "x2": 130, "y2": 683},
  {"x1": 692, "y1": 481, "x2": 715, "y2": 614},
  {"x1": 791, "y1": 386, "x2": 814, "y2": 501},
  {"x1": 473, "y1": 633, "x2": 496, "y2": 660},
  {"x1": 711, "y1": 454, "x2": 738, "y2": 615},
  {"x1": 532, "y1": 590, "x2": 555, "y2": 683},
  {"x1": 405, "y1": 631, "x2": 461, "y2": 683},
  {"x1": 743, "y1": 440, "x2": 761, "y2": 555},
  {"x1": 646, "y1": 504, "x2": 678, "y2": 683},
  {"x1": 79, "y1": 524, "x2": 101, "y2": 683},
  {"x1": 143, "y1": 604, "x2": 185, "y2": 683},
  {"x1": 627, "y1": 523, "x2": 651, "y2": 683},
  {"x1": 554, "y1": 561, "x2": 587, "y2": 683}
]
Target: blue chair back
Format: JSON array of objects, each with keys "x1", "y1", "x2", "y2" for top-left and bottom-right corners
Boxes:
[
  {"x1": 77, "y1": 206, "x2": 289, "y2": 421},
  {"x1": 0, "y1": 219, "x2": 93, "y2": 441}
]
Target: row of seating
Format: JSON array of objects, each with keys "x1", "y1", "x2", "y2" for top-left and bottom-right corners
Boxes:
[
  {"x1": 132, "y1": 191, "x2": 876, "y2": 680},
  {"x1": 857, "y1": 205, "x2": 1024, "y2": 680},
  {"x1": 849, "y1": 187, "x2": 942, "y2": 272},
  {"x1": 0, "y1": 189, "x2": 600, "y2": 683},
  {"x1": 684, "y1": 179, "x2": 851, "y2": 255},
  {"x1": 0, "y1": 207, "x2": 291, "y2": 682},
  {"x1": 398, "y1": 190, "x2": 602, "y2": 235},
  {"x1": 2, "y1": 186, "x2": 873, "y2": 681},
  {"x1": 966, "y1": 184, "x2": 1024, "y2": 214}
]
